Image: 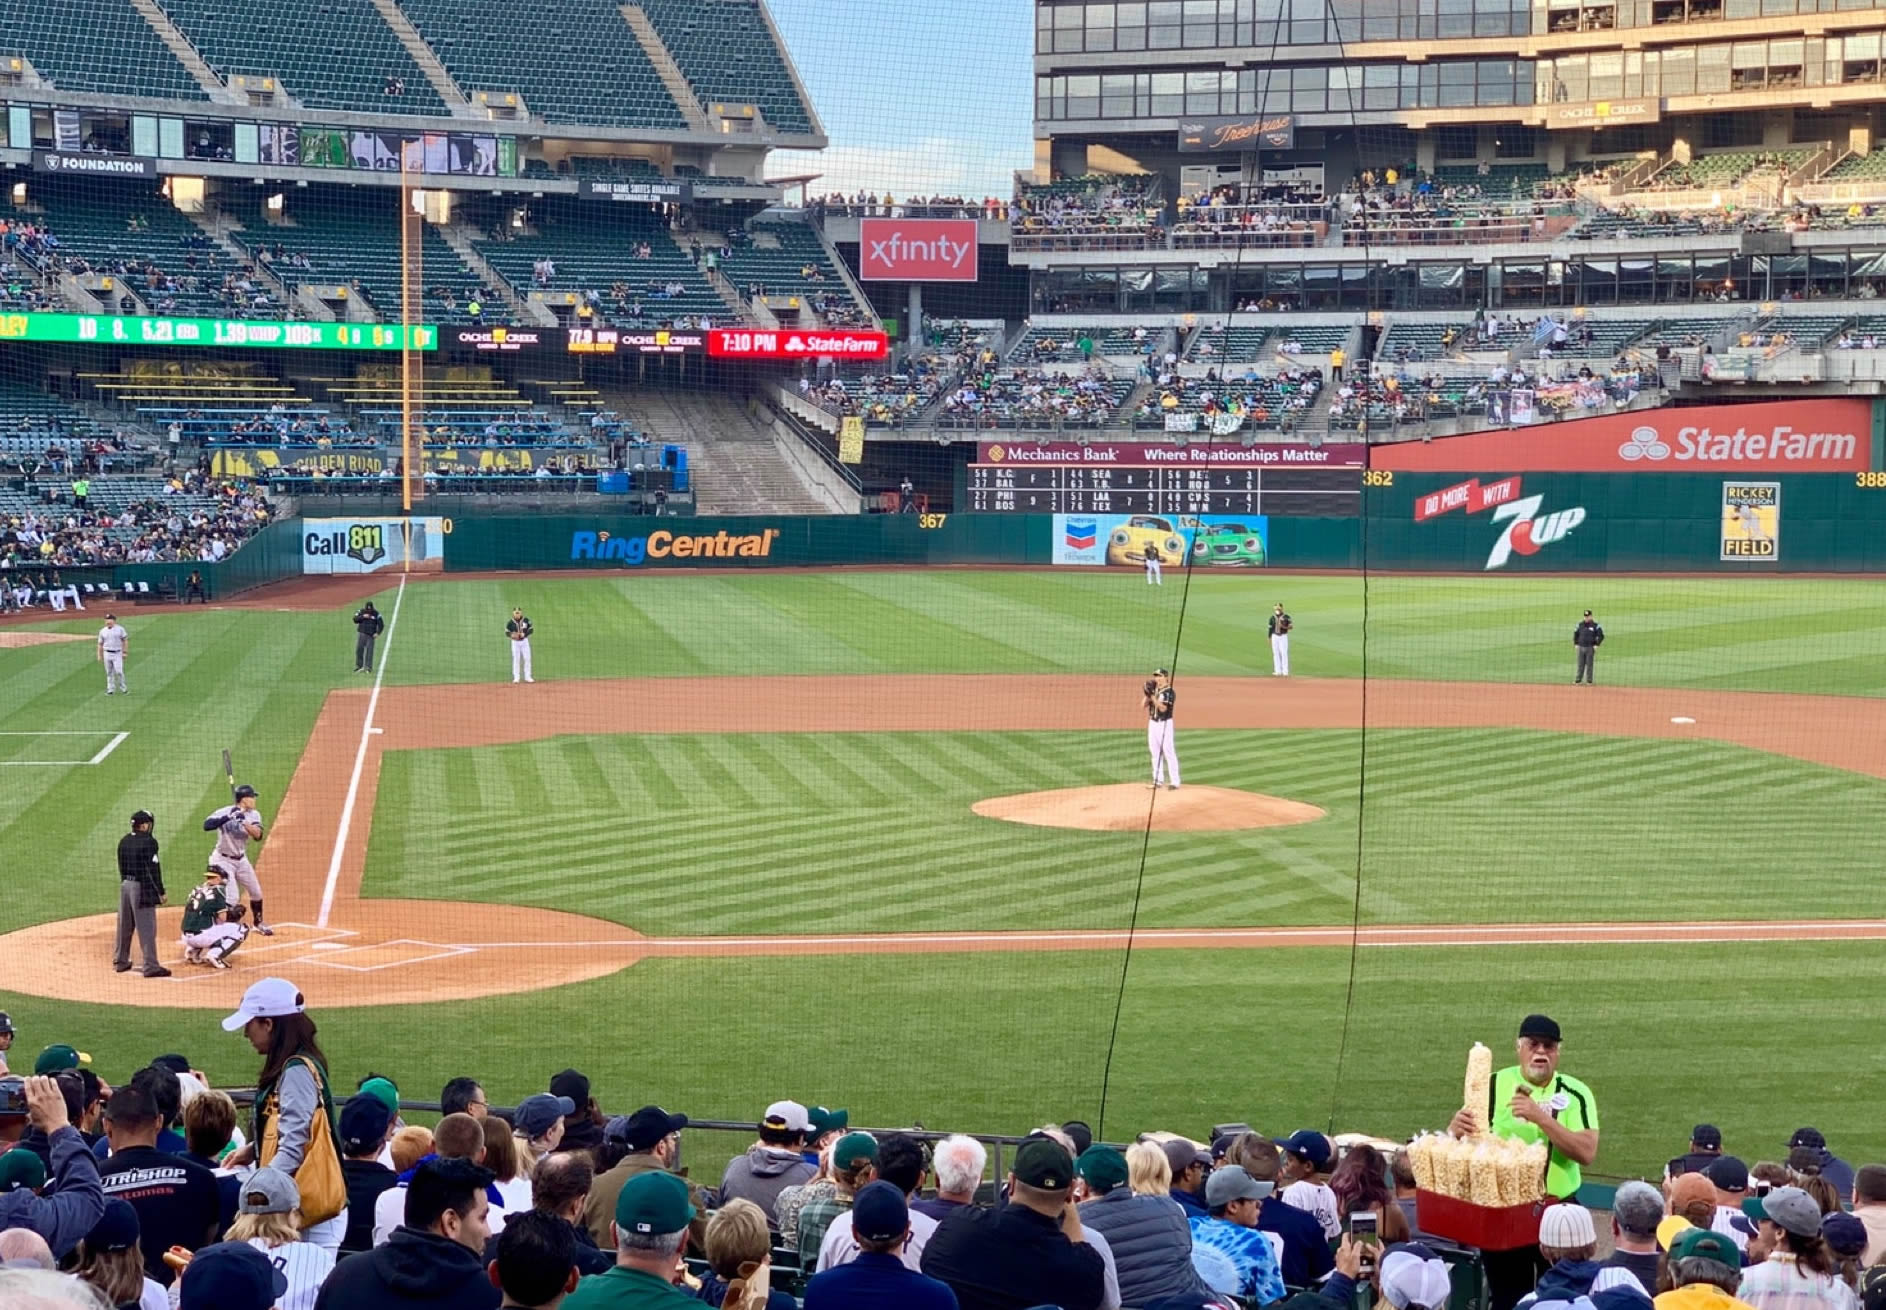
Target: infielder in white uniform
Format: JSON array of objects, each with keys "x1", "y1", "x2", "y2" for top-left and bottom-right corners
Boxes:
[
  {"x1": 97, "y1": 613, "x2": 129, "y2": 694},
  {"x1": 1144, "y1": 544, "x2": 1163, "y2": 586},
  {"x1": 233, "y1": 1166, "x2": 336, "y2": 1310},
  {"x1": 1144, "y1": 668, "x2": 1181, "y2": 790},
  {"x1": 1268, "y1": 603, "x2": 1292, "y2": 676},
  {"x1": 507, "y1": 607, "x2": 534, "y2": 683},
  {"x1": 179, "y1": 868, "x2": 250, "y2": 968},
  {"x1": 203, "y1": 783, "x2": 271, "y2": 934}
]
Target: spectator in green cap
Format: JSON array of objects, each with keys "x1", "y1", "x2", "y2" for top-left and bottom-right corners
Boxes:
[
  {"x1": 33, "y1": 1046, "x2": 89, "y2": 1076},
  {"x1": 1659, "y1": 1227, "x2": 1757, "y2": 1310},
  {"x1": 797, "y1": 1133, "x2": 877, "y2": 1268},
  {"x1": 562, "y1": 1172, "x2": 696, "y2": 1310},
  {"x1": 0, "y1": 1149, "x2": 46, "y2": 1196},
  {"x1": 804, "y1": 1107, "x2": 848, "y2": 1165},
  {"x1": 921, "y1": 1136, "x2": 1108, "y2": 1310},
  {"x1": 1078, "y1": 1141, "x2": 1211, "y2": 1306}
]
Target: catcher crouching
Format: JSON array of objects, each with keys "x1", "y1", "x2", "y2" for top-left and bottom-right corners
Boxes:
[{"x1": 179, "y1": 867, "x2": 250, "y2": 970}]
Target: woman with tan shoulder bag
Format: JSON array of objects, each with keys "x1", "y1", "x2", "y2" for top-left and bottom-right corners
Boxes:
[{"x1": 221, "y1": 978, "x2": 349, "y2": 1251}]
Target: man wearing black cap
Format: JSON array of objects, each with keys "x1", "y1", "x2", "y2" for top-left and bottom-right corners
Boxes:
[
  {"x1": 113, "y1": 809, "x2": 170, "y2": 978},
  {"x1": 1573, "y1": 611, "x2": 1604, "y2": 685},
  {"x1": 1451, "y1": 1014, "x2": 1598, "y2": 1202},
  {"x1": 0, "y1": 1012, "x2": 14, "y2": 1076},
  {"x1": 1667, "y1": 1125, "x2": 1724, "y2": 1181},
  {"x1": 1789, "y1": 1128, "x2": 1855, "y2": 1205},
  {"x1": 921, "y1": 1137, "x2": 1107, "y2": 1310},
  {"x1": 805, "y1": 1180, "x2": 958, "y2": 1310},
  {"x1": 339, "y1": 1095, "x2": 397, "y2": 1255},
  {"x1": 550, "y1": 1070, "x2": 604, "y2": 1161},
  {"x1": 583, "y1": 1107, "x2": 705, "y2": 1256}
]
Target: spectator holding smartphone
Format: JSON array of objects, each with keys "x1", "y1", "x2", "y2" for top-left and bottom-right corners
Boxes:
[{"x1": 0, "y1": 1075, "x2": 106, "y2": 1257}]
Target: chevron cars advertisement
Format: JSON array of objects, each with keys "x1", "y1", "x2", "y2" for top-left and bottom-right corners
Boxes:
[{"x1": 1053, "y1": 514, "x2": 1269, "y2": 568}]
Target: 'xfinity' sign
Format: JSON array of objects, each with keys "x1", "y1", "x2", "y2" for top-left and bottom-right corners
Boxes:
[{"x1": 858, "y1": 218, "x2": 979, "y2": 281}]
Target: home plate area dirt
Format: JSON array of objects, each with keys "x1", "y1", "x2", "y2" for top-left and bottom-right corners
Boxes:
[{"x1": 2, "y1": 673, "x2": 1882, "y2": 1009}]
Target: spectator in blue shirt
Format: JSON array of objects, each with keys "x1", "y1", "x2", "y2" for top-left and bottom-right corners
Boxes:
[
  {"x1": 806, "y1": 1182, "x2": 957, "y2": 1310},
  {"x1": 1164, "y1": 1140, "x2": 1211, "y2": 1221},
  {"x1": 1189, "y1": 1165, "x2": 1286, "y2": 1304},
  {"x1": 1223, "y1": 1134, "x2": 1334, "y2": 1286}
]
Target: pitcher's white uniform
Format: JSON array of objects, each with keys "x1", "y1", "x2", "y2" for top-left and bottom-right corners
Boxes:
[
  {"x1": 507, "y1": 610, "x2": 534, "y2": 683},
  {"x1": 1268, "y1": 607, "x2": 1292, "y2": 676},
  {"x1": 98, "y1": 618, "x2": 128, "y2": 694},
  {"x1": 1146, "y1": 675, "x2": 1180, "y2": 789}
]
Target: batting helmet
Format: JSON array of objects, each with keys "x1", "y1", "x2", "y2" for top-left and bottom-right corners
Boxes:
[
  {"x1": 130, "y1": 810, "x2": 154, "y2": 828},
  {"x1": 233, "y1": 784, "x2": 258, "y2": 800}
]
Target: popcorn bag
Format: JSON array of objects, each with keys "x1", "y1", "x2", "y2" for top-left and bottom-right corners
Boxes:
[{"x1": 1409, "y1": 1041, "x2": 1552, "y2": 1248}]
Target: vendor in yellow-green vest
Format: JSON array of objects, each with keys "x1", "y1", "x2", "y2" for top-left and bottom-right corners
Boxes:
[{"x1": 1451, "y1": 1013, "x2": 1599, "y2": 1200}]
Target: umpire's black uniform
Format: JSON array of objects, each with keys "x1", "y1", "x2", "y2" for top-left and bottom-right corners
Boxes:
[
  {"x1": 114, "y1": 814, "x2": 167, "y2": 976},
  {"x1": 1573, "y1": 612, "x2": 1604, "y2": 684},
  {"x1": 354, "y1": 602, "x2": 385, "y2": 673}
]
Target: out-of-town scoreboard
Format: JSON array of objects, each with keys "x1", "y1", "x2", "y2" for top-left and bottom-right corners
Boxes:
[{"x1": 963, "y1": 440, "x2": 1366, "y2": 515}]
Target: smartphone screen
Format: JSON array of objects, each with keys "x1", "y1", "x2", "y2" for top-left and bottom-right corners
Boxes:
[{"x1": 1349, "y1": 1211, "x2": 1380, "y2": 1244}]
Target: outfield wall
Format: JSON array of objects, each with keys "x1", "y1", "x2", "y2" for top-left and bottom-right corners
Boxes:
[{"x1": 1362, "y1": 473, "x2": 1886, "y2": 572}]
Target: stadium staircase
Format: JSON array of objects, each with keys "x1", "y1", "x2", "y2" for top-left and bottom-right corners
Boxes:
[
  {"x1": 125, "y1": 0, "x2": 234, "y2": 101},
  {"x1": 618, "y1": 6, "x2": 712, "y2": 132},
  {"x1": 437, "y1": 227, "x2": 553, "y2": 326},
  {"x1": 673, "y1": 232, "x2": 759, "y2": 324},
  {"x1": 613, "y1": 389, "x2": 832, "y2": 514},
  {"x1": 370, "y1": 0, "x2": 472, "y2": 113}
]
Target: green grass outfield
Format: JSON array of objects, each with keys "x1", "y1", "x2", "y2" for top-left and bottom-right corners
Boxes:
[{"x1": 4, "y1": 570, "x2": 1885, "y2": 1175}]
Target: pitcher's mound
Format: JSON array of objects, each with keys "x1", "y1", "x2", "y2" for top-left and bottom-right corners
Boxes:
[
  {"x1": 0, "y1": 631, "x2": 88, "y2": 648},
  {"x1": 973, "y1": 783, "x2": 1326, "y2": 832}
]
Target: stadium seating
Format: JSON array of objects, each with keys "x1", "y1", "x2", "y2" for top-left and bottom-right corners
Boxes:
[
  {"x1": 716, "y1": 222, "x2": 861, "y2": 324},
  {"x1": 0, "y1": 379, "x2": 121, "y2": 459},
  {"x1": 153, "y1": 0, "x2": 448, "y2": 114},
  {"x1": 1008, "y1": 326, "x2": 1157, "y2": 363},
  {"x1": 222, "y1": 193, "x2": 491, "y2": 324},
  {"x1": 1753, "y1": 315, "x2": 1847, "y2": 348},
  {"x1": 394, "y1": 0, "x2": 685, "y2": 129},
  {"x1": 1136, "y1": 370, "x2": 1322, "y2": 430},
  {"x1": 1379, "y1": 323, "x2": 1471, "y2": 361},
  {"x1": 1271, "y1": 324, "x2": 1349, "y2": 354},
  {"x1": 941, "y1": 369, "x2": 1135, "y2": 427},
  {"x1": 6, "y1": 0, "x2": 208, "y2": 100},
  {"x1": 1635, "y1": 318, "x2": 1740, "y2": 349},
  {"x1": 1549, "y1": 318, "x2": 1655, "y2": 356},
  {"x1": 637, "y1": 0, "x2": 813, "y2": 134},
  {"x1": 8, "y1": 184, "x2": 256, "y2": 318},
  {"x1": 1430, "y1": 163, "x2": 1552, "y2": 198},
  {"x1": 1819, "y1": 152, "x2": 1886, "y2": 183},
  {"x1": 1187, "y1": 326, "x2": 1270, "y2": 364},
  {"x1": 474, "y1": 206, "x2": 726, "y2": 327}
]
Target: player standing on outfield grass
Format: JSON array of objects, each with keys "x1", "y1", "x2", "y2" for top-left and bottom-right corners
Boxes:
[
  {"x1": 97, "y1": 614, "x2": 129, "y2": 695},
  {"x1": 507, "y1": 607, "x2": 534, "y2": 683},
  {"x1": 1144, "y1": 543, "x2": 1163, "y2": 586},
  {"x1": 204, "y1": 784, "x2": 271, "y2": 935},
  {"x1": 1268, "y1": 603, "x2": 1292, "y2": 677},
  {"x1": 1145, "y1": 668, "x2": 1181, "y2": 790},
  {"x1": 180, "y1": 868, "x2": 250, "y2": 969}
]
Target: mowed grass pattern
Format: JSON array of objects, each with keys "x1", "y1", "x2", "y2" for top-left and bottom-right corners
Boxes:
[{"x1": 365, "y1": 728, "x2": 1886, "y2": 932}]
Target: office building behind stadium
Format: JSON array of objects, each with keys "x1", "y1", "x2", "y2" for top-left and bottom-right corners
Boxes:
[{"x1": 1024, "y1": 0, "x2": 1886, "y2": 315}]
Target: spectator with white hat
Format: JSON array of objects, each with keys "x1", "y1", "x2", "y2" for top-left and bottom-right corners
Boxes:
[
  {"x1": 717, "y1": 1101, "x2": 815, "y2": 1225},
  {"x1": 1380, "y1": 1241, "x2": 1458, "y2": 1310},
  {"x1": 1518, "y1": 1205, "x2": 1605, "y2": 1309}
]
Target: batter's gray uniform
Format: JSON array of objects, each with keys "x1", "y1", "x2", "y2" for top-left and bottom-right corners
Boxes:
[
  {"x1": 205, "y1": 803, "x2": 266, "y2": 904},
  {"x1": 98, "y1": 621, "x2": 128, "y2": 694}
]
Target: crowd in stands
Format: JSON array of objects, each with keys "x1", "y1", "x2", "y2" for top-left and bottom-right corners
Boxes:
[
  {"x1": 941, "y1": 365, "x2": 1128, "y2": 427},
  {"x1": 1011, "y1": 175, "x2": 1165, "y2": 247},
  {"x1": 1135, "y1": 364, "x2": 1324, "y2": 432},
  {"x1": 0, "y1": 473, "x2": 271, "y2": 576},
  {"x1": 7, "y1": 1001, "x2": 1886, "y2": 1310},
  {"x1": 0, "y1": 429, "x2": 142, "y2": 477},
  {"x1": 806, "y1": 194, "x2": 1007, "y2": 221}
]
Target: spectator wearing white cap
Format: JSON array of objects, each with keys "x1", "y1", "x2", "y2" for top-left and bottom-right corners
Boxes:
[
  {"x1": 718, "y1": 1101, "x2": 816, "y2": 1225},
  {"x1": 1380, "y1": 1242, "x2": 1457, "y2": 1310},
  {"x1": 1607, "y1": 1183, "x2": 1668, "y2": 1291},
  {"x1": 227, "y1": 1167, "x2": 333, "y2": 1310},
  {"x1": 1740, "y1": 1187, "x2": 1857, "y2": 1310},
  {"x1": 221, "y1": 979, "x2": 348, "y2": 1252},
  {"x1": 1518, "y1": 1206, "x2": 1604, "y2": 1309}
]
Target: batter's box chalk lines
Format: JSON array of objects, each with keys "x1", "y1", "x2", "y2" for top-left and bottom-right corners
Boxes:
[{"x1": 296, "y1": 940, "x2": 476, "y2": 973}]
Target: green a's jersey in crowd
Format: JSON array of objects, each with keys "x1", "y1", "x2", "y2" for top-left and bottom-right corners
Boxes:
[
  {"x1": 180, "y1": 881, "x2": 233, "y2": 934},
  {"x1": 1488, "y1": 1065, "x2": 1600, "y2": 1198}
]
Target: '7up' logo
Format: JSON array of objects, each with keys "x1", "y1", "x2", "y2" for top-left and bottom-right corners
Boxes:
[{"x1": 1485, "y1": 494, "x2": 1586, "y2": 570}]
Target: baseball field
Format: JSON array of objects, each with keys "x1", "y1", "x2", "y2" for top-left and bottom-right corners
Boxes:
[{"x1": 4, "y1": 567, "x2": 1886, "y2": 1180}]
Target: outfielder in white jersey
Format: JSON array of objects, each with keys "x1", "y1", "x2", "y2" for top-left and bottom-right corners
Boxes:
[
  {"x1": 204, "y1": 784, "x2": 272, "y2": 934},
  {"x1": 1145, "y1": 668, "x2": 1181, "y2": 790},
  {"x1": 97, "y1": 614, "x2": 129, "y2": 695}
]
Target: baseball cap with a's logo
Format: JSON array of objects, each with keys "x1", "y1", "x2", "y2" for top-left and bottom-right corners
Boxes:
[{"x1": 1618, "y1": 425, "x2": 1671, "y2": 461}]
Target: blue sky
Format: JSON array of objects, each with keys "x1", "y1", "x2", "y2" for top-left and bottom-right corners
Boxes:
[{"x1": 764, "y1": 0, "x2": 1034, "y2": 199}]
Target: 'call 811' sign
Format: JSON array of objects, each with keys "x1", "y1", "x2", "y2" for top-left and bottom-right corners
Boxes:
[{"x1": 302, "y1": 517, "x2": 447, "y2": 574}]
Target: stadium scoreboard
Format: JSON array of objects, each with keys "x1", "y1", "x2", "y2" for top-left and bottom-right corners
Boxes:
[{"x1": 964, "y1": 440, "x2": 1365, "y2": 515}]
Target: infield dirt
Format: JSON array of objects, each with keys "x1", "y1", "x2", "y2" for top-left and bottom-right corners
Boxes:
[{"x1": 3, "y1": 674, "x2": 1881, "y2": 1008}]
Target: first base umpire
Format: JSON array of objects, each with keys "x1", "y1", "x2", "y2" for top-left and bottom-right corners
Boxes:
[
  {"x1": 353, "y1": 601, "x2": 385, "y2": 674},
  {"x1": 114, "y1": 810, "x2": 170, "y2": 977},
  {"x1": 1573, "y1": 610, "x2": 1604, "y2": 685}
]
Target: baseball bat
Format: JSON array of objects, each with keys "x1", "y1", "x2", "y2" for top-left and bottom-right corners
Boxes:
[{"x1": 222, "y1": 749, "x2": 236, "y2": 801}]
